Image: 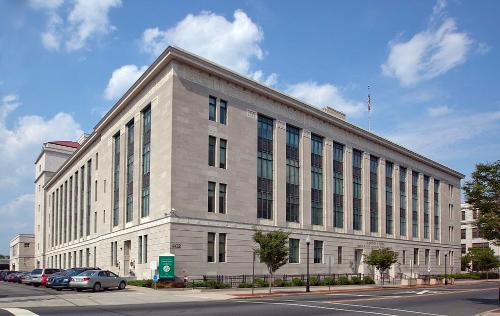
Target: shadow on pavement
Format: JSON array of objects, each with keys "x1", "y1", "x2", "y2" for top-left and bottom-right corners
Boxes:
[{"x1": 467, "y1": 298, "x2": 500, "y2": 307}]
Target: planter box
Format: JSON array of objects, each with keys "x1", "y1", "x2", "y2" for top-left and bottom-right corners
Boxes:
[{"x1": 430, "y1": 278, "x2": 442, "y2": 285}]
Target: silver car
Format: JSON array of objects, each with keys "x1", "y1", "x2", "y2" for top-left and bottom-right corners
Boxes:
[{"x1": 69, "y1": 270, "x2": 127, "y2": 292}]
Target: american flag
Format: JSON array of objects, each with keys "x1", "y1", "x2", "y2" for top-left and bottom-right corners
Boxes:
[{"x1": 367, "y1": 93, "x2": 371, "y2": 112}]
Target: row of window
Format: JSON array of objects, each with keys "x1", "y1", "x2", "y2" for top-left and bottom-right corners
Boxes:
[
  {"x1": 209, "y1": 96, "x2": 227, "y2": 124},
  {"x1": 208, "y1": 136, "x2": 227, "y2": 169},
  {"x1": 256, "y1": 115, "x2": 446, "y2": 239},
  {"x1": 208, "y1": 182, "x2": 227, "y2": 214}
]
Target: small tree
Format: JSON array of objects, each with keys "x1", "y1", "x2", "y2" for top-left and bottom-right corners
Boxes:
[
  {"x1": 253, "y1": 229, "x2": 290, "y2": 294},
  {"x1": 461, "y1": 254, "x2": 471, "y2": 272},
  {"x1": 463, "y1": 160, "x2": 500, "y2": 244},
  {"x1": 363, "y1": 248, "x2": 399, "y2": 285},
  {"x1": 467, "y1": 247, "x2": 500, "y2": 275}
]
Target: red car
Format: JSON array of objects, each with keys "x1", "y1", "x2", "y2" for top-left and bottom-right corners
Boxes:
[{"x1": 6, "y1": 272, "x2": 19, "y2": 282}]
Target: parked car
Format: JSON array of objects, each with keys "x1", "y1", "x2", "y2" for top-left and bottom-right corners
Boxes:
[
  {"x1": 51, "y1": 268, "x2": 100, "y2": 291},
  {"x1": 21, "y1": 272, "x2": 32, "y2": 285},
  {"x1": 46, "y1": 271, "x2": 65, "y2": 288},
  {"x1": 0, "y1": 271, "x2": 13, "y2": 281},
  {"x1": 69, "y1": 270, "x2": 127, "y2": 292},
  {"x1": 12, "y1": 272, "x2": 30, "y2": 283},
  {"x1": 30, "y1": 268, "x2": 62, "y2": 287}
]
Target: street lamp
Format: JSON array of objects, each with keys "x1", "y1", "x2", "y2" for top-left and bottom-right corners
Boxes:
[
  {"x1": 444, "y1": 253, "x2": 448, "y2": 286},
  {"x1": 306, "y1": 235, "x2": 311, "y2": 293}
]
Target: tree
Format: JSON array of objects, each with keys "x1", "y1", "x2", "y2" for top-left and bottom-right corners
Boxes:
[
  {"x1": 461, "y1": 254, "x2": 471, "y2": 271},
  {"x1": 363, "y1": 248, "x2": 399, "y2": 285},
  {"x1": 467, "y1": 247, "x2": 500, "y2": 273},
  {"x1": 253, "y1": 229, "x2": 290, "y2": 294},
  {"x1": 463, "y1": 160, "x2": 500, "y2": 244}
]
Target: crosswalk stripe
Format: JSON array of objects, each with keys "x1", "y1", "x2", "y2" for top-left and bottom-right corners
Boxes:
[{"x1": 1, "y1": 308, "x2": 39, "y2": 316}]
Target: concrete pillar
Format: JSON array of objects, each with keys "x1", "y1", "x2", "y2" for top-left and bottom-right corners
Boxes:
[
  {"x1": 301, "y1": 130, "x2": 311, "y2": 229},
  {"x1": 394, "y1": 164, "x2": 400, "y2": 238},
  {"x1": 324, "y1": 139, "x2": 333, "y2": 231},
  {"x1": 418, "y1": 172, "x2": 424, "y2": 241},
  {"x1": 379, "y1": 158, "x2": 386, "y2": 237},
  {"x1": 344, "y1": 145, "x2": 353, "y2": 234},
  {"x1": 362, "y1": 151, "x2": 370, "y2": 235},
  {"x1": 275, "y1": 120, "x2": 287, "y2": 227}
]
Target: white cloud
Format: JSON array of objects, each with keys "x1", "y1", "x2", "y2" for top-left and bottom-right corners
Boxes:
[
  {"x1": 285, "y1": 81, "x2": 365, "y2": 115},
  {"x1": 385, "y1": 111, "x2": 500, "y2": 159},
  {"x1": 381, "y1": 0, "x2": 473, "y2": 86},
  {"x1": 104, "y1": 64, "x2": 148, "y2": 100},
  {"x1": 0, "y1": 194, "x2": 34, "y2": 217},
  {"x1": 250, "y1": 70, "x2": 278, "y2": 86},
  {"x1": 141, "y1": 9, "x2": 264, "y2": 75},
  {"x1": 427, "y1": 105, "x2": 451, "y2": 116},
  {"x1": 33, "y1": 0, "x2": 122, "y2": 52}
]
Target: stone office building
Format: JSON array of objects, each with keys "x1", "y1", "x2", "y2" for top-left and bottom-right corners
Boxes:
[
  {"x1": 10, "y1": 234, "x2": 35, "y2": 271},
  {"x1": 34, "y1": 47, "x2": 462, "y2": 280}
]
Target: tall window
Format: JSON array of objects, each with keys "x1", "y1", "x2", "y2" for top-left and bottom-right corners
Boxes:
[
  {"x1": 143, "y1": 235, "x2": 148, "y2": 263},
  {"x1": 209, "y1": 96, "x2": 216, "y2": 121},
  {"x1": 141, "y1": 106, "x2": 151, "y2": 217},
  {"x1": 51, "y1": 192, "x2": 55, "y2": 247},
  {"x1": 257, "y1": 115, "x2": 273, "y2": 219},
  {"x1": 113, "y1": 134, "x2": 120, "y2": 227},
  {"x1": 311, "y1": 135, "x2": 323, "y2": 225},
  {"x1": 337, "y1": 246, "x2": 343, "y2": 264},
  {"x1": 208, "y1": 182, "x2": 215, "y2": 212},
  {"x1": 59, "y1": 186, "x2": 62, "y2": 244},
  {"x1": 219, "y1": 183, "x2": 226, "y2": 214},
  {"x1": 69, "y1": 177, "x2": 72, "y2": 241},
  {"x1": 413, "y1": 248, "x2": 419, "y2": 265},
  {"x1": 370, "y1": 156, "x2": 378, "y2": 233},
  {"x1": 86, "y1": 159, "x2": 91, "y2": 236},
  {"x1": 424, "y1": 175, "x2": 430, "y2": 239},
  {"x1": 138, "y1": 236, "x2": 143, "y2": 264},
  {"x1": 400, "y1": 167, "x2": 407, "y2": 236},
  {"x1": 126, "y1": 121, "x2": 134, "y2": 223},
  {"x1": 353, "y1": 149, "x2": 363, "y2": 230},
  {"x1": 73, "y1": 172, "x2": 78, "y2": 241},
  {"x1": 412, "y1": 171, "x2": 419, "y2": 238},
  {"x1": 314, "y1": 240, "x2": 323, "y2": 264},
  {"x1": 386, "y1": 162, "x2": 393, "y2": 235},
  {"x1": 218, "y1": 233, "x2": 226, "y2": 262},
  {"x1": 207, "y1": 232, "x2": 215, "y2": 262},
  {"x1": 286, "y1": 125, "x2": 300, "y2": 223},
  {"x1": 289, "y1": 239, "x2": 299, "y2": 263},
  {"x1": 138, "y1": 235, "x2": 148, "y2": 264},
  {"x1": 80, "y1": 166, "x2": 84, "y2": 238},
  {"x1": 434, "y1": 179, "x2": 440, "y2": 240},
  {"x1": 219, "y1": 139, "x2": 227, "y2": 169},
  {"x1": 219, "y1": 100, "x2": 227, "y2": 125},
  {"x1": 208, "y1": 136, "x2": 216, "y2": 167},
  {"x1": 333, "y1": 142, "x2": 344, "y2": 228},
  {"x1": 64, "y1": 181, "x2": 67, "y2": 243}
]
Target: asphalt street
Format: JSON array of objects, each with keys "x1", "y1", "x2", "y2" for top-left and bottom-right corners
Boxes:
[{"x1": 0, "y1": 281, "x2": 498, "y2": 316}]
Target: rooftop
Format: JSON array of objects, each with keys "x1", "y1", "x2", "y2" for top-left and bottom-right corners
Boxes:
[{"x1": 47, "y1": 141, "x2": 81, "y2": 149}]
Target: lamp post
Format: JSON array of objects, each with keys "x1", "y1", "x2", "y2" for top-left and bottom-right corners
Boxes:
[
  {"x1": 306, "y1": 235, "x2": 311, "y2": 293},
  {"x1": 252, "y1": 250, "x2": 256, "y2": 296},
  {"x1": 444, "y1": 253, "x2": 448, "y2": 286}
]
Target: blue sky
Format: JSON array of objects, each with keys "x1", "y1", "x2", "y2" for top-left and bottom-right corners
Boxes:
[{"x1": 0, "y1": 0, "x2": 499, "y2": 255}]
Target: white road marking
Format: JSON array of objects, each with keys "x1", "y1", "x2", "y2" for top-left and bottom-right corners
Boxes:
[
  {"x1": 328, "y1": 293, "x2": 375, "y2": 297},
  {"x1": 236, "y1": 300, "x2": 403, "y2": 316},
  {"x1": 417, "y1": 290, "x2": 430, "y2": 295},
  {"x1": 328, "y1": 302, "x2": 448, "y2": 316},
  {"x1": 2, "y1": 308, "x2": 39, "y2": 316}
]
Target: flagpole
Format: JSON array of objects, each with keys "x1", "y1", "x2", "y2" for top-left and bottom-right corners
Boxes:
[{"x1": 368, "y1": 85, "x2": 371, "y2": 132}]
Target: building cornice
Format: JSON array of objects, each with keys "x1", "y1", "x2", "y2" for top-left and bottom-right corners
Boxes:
[{"x1": 44, "y1": 46, "x2": 464, "y2": 190}]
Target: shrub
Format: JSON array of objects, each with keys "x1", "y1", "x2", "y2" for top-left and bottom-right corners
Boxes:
[
  {"x1": 291, "y1": 277, "x2": 305, "y2": 286},
  {"x1": 310, "y1": 276, "x2": 320, "y2": 286},
  {"x1": 336, "y1": 276, "x2": 351, "y2": 285},
  {"x1": 254, "y1": 278, "x2": 269, "y2": 288},
  {"x1": 363, "y1": 276, "x2": 375, "y2": 284},
  {"x1": 323, "y1": 277, "x2": 335, "y2": 286},
  {"x1": 205, "y1": 280, "x2": 231, "y2": 289},
  {"x1": 238, "y1": 283, "x2": 253, "y2": 288},
  {"x1": 128, "y1": 279, "x2": 153, "y2": 288},
  {"x1": 273, "y1": 279, "x2": 285, "y2": 287},
  {"x1": 351, "y1": 276, "x2": 362, "y2": 285}
]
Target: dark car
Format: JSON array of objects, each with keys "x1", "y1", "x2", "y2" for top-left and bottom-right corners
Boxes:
[
  {"x1": 46, "y1": 271, "x2": 65, "y2": 288},
  {"x1": 30, "y1": 268, "x2": 62, "y2": 287},
  {"x1": 51, "y1": 268, "x2": 100, "y2": 291},
  {"x1": 6, "y1": 272, "x2": 19, "y2": 282},
  {"x1": 12, "y1": 272, "x2": 29, "y2": 283},
  {"x1": 0, "y1": 271, "x2": 10, "y2": 281}
]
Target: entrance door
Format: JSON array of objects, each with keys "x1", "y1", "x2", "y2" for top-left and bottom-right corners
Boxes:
[
  {"x1": 354, "y1": 249, "x2": 363, "y2": 274},
  {"x1": 124, "y1": 240, "x2": 131, "y2": 276}
]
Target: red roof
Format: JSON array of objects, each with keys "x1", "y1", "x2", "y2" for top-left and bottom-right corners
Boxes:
[{"x1": 48, "y1": 141, "x2": 80, "y2": 149}]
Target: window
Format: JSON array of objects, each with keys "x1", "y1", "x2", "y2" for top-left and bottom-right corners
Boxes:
[
  {"x1": 86, "y1": 160, "x2": 92, "y2": 236},
  {"x1": 51, "y1": 192, "x2": 55, "y2": 247},
  {"x1": 141, "y1": 106, "x2": 151, "y2": 218},
  {"x1": 24, "y1": 243, "x2": 30, "y2": 248},
  {"x1": 286, "y1": 125, "x2": 300, "y2": 223},
  {"x1": 208, "y1": 182, "x2": 215, "y2": 212},
  {"x1": 94, "y1": 211, "x2": 97, "y2": 233},
  {"x1": 400, "y1": 167, "x2": 407, "y2": 236},
  {"x1": 138, "y1": 235, "x2": 148, "y2": 264},
  {"x1": 208, "y1": 136, "x2": 216, "y2": 167},
  {"x1": 472, "y1": 227, "x2": 480, "y2": 238},
  {"x1": 79, "y1": 249, "x2": 83, "y2": 267},
  {"x1": 413, "y1": 248, "x2": 419, "y2": 265},
  {"x1": 412, "y1": 171, "x2": 419, "y2": 238},
  {"x1": 370, "y1": 156, "x2": 378, "y2": 233},
  {"x1": 434, "y1": 179, "x2": 440, "y2": 240},
  {"x1": 461, "y1": 211, "x2": 465, "y2": 221},
  {"x1": 461, "y1": 228, "x2": 466, "y2": 239},
  {"x1": 314, "y1": 240, "x2": 323, "y2": 264},
  {"x1": 94, "y1": 180, "x2": 98, "y2": 202},
  {"x1": 219, "y1": 183, "x2": 226, "y2": 214},
  {"x1": 436, "y1": 250, "x2": 440, "y2": 265},
  {"x1": 113, "y1": 134, "x2": 120, "y2": 227},
  {"x1": 257, "y1": 115, "x2": 273, "y2": 219},
  {"x1": 126, "y1": 121, "x2": 134, "y2": 223},
  {"x1": 402, "y1": 250, "x2": 406, "y2": 265},
  {"x1": 333, "y1": 142, "x2": 344, "y2": 228},
  {"x1": 64, "y1": 181, "x2": 67, "y2": 243},
  {"x1": 69, "y1": 177, "x2": 72, "y2": 241},
  {"x1": 219, "y1": 139, "x2": 227, "y2": 169},
  {"x1": 74, "y1": 171, "x2": 78, "y2": 241},
  {"x1": 425, "y1": 249, "x2": 430, "y2": 266},
  {"x1": 219, "y1": 99, "x2": 227, "y2": 125},
  {"x1": 112, "y1": 241, "x2": 118, "y2": 267},
  {"x1": 208, "y1": 232, "x2": 215, "y2": 262},
  {"x1": 289, "y1": 238, "x2": 299, "y2": 263},
  {"x1": 337, "y1": 246, "x2": 343, "y2": 264},
  {"x1": 311, "y1": 134, "x2": 323, "y2": 226},
  {"x1": 449, "y1": 204, "x2": 454, "y2": 220},
  {"x1": 218, "y1": 233, "x2": 226, "y2": 262},
  {"x1": 86, "y1": 248, "x2": 90, "y2": 267},
  {"x1": 449, "y1": 184, "x2": 453, "y2": 198},
  {"x1": 353, "y1": 149, "x2": 363, "y2": 230},
  {"x1": 138, "y1": 236, "x2": 143, "y2": 264},
  {"x1": 209, "y1": 96, "x2": 216, "y2": 121},
  {"x1": 461, "y1": 244, "x2": 466, "y2": 254},
  {"x1": 95, "y1": 152, "x2": 98, "y2": 170},
  {"x1": 385, "y1": 162, "x2": 393, "y2": 234},
  {"x1": 424, "y1": 175, "x2": 430, "y2": 239}
]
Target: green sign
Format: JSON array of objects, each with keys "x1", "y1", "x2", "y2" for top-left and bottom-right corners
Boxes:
[{"x1": 158, "y1": 255, "x2": 175, "y2": 279}]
